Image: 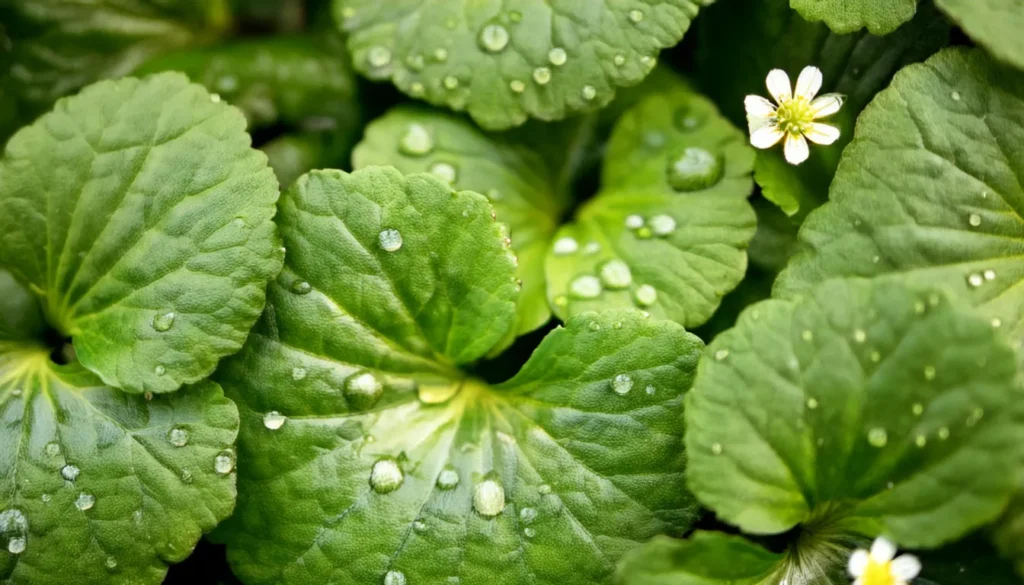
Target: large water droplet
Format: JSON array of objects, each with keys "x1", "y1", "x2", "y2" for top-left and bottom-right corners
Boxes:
[
  {"x1": 291, "y1": 280, "x2": 312, "y2": 295},
  {"x1": 968, "y1": 213, "x2": 982, "y2": 227},
  {"x1": 379, "y1": 229, "x2": 403, "y2": 252},
  {"x1": 867, "y1": 428, "x2": 888, "y2": 448},
  {"x1": 371, "y1": 459, "x2": 404, "y2": 493},
  {"x1": 634, "y1": 284, "x2": 657, "y2": 307},
  {"x1": 569, "y1": 275, "x2": 602, "y2": 299},
  {"x1": 214, "y1": 450, "x2": 235, "y2": 475},
  {"x1": 367, "y1": 46, "x2": 392, "y2": 68},
  {"x1": 0, "y1": 509, "x2": 28, "y2": 555},
  {"x1": 399, "y1": 124, "x2": 434, "y2": 156},
  {"x1": 553, "y1": 237, "x2": 579, "y2": 255},
  {"x1": 625, "y1": 214, "x2": 644, "y2": 229},
  {"x1": 61, "y1": 465, "x2": 80, "y2": 481},
  {"x1": 263, "y1": 411, "x2": 287, "y2": 430},
  {"x1": 384, "y1": 570, "x2": 407, "y2": 585},
  {"x1": 152, "y1": 312, "x2": 175, "y2": 332},
  {"x1": 7, "y1": 537, "x2": 25, "y2": 555},
  {"x1": 292, "y1": 367, "x2": 307, "y2": 381},
  {"x1": 45, "y1": 442, "x2": 60, "y2": 457},
  {"x1": 437, "y1": 467, "x2": 459, "y2": 490},
  {"x1": 967, "y1": 273, "x2": 984, "y2": 288},
  {"x1": 429, "y1": 162, "x2": 457, "y2": 184},
  {"x1": 667, "y1": 147, "x2": 723, "y2": 192},
  {"x1": 599, "y1": 260, "x2": 632, "y2": 289},
  {"x1": 533, "y1": 67, "x2": 552, "y2": 85},
  {"x1": 75, "y1": 493, "x2": 96, "y2": 511},
  {"x1": 473, "y1": 478, "x2": 506, "y2": 517},
  {"x1": 478, "y1": 24, "x2": 510, "y2": 53},
  {"x1": 611, "y1": 374, "x2": 633, "y2": 395},
  {"x1": 649, "y1": 215, "x2": 677, "y2": 236},
  {"x1": 344, "y1": 371, "x2": 384, "y2": 410},
  {"x1": 168, "y1": 427, "x2": 189, "y2": 447},
  {"x1": 548, "y1": 48, "x2": 567, "y2": 66}
]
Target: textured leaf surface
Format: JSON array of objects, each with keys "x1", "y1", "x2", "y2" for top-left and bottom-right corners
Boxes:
[
  {"x1": 776, "y1": 49, "x2": 1024, "y2": 353},
  {"x1": 935, "y1": 0, "x2": 1024, "y2": 71},
  {"x1": 0, "y1": 73, "x2": 283, "y2": 394},
  {"x1": 353, "y1": 107, "x2": 571, "y2": 343},
  {"x1": 0, "y1": 334, "x2": 239, "y2": 584},
  {"x1": 546, "y1": 89, "x2": 756, "y2": 329},
  {"x1": 335, "y1": 0, "x2": 713, "y2": 130},
  {"x1": 615, "y1": 532, "x2": 781, "y2": 585},
  {"x1": 790, "y1": 0, "x2": 918, "y2": 34},
  {"x1": 218, "y1": 166, "x2": 701, "y2": 585},
  {"x1": 687, "y1": 278, "x2": 1023, "y2": 547}
]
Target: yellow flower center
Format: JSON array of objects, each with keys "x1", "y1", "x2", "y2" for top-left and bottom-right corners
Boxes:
[
  {"x1": 774, "y1": 96, "x2": 815, "y2": 136},
  {"x1": 863, "y1": 560, "x2": 897, "y2": 585}
]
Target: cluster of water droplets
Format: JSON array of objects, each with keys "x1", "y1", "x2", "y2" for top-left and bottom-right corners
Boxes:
[{"x1": 624, "y1": 213, "x2": 678, "y2": 240}]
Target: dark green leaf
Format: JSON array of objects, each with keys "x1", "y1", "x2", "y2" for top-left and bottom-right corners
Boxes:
[{"x1": 615, "y1": 532, "x2": 782, "y2": 585}]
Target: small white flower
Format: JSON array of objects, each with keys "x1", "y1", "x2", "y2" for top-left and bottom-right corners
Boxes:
[
  {"x1": 848, "y1": 537, "x2": 922, "y2": 585},
  {"x1": 744, "y1": 66, "x2": 844, "y2": 165}
]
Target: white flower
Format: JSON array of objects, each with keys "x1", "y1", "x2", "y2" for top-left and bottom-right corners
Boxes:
[
  {"x1": 744, "y1": 66, "x2": 844, "y2": 165},
  {"x1": 848, "y1": 537, "x2": 922, "y2": 585}
]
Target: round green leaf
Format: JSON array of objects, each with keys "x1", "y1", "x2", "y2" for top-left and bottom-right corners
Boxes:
[
  {"x1": 353, "y1": 107, "x2": 570, "y2": 344},
  {"x1": 0, "y1": 73, "x2": 284, "y2": 394},
  {"x1": 776, "y1": 48, "x2": 1024, "y2": 354},
  {"x1": 217, "y1": 166, "x2": 701, "y2": 585},
  {"x1": 615, "y1": 532, "x2": 782, "y2": 585},
  {"x1": 546, "y1": 89, "x2": 756, "y2": 329},
  {"x1": 687, "y1": 278, "x2": 1023, "y2": 548},
  {"x1": 335, "y1": 0, "x2": 714, "y2": 130},
  {"x1": 790, "y1": 0, "x2": 918, "y2": 34},
  {"x1": 0, "y1": 346, "x2": 239, "y2": 585},
  {"x1": 935, "y1": 0, "x2": 1024, "y2": 71}
]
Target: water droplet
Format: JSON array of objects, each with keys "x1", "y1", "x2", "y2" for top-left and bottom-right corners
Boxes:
[
  {"x1": 75, "y1": 493, "x2": 95, "y2": 511},
  {"x1": 291, "y1": 367, "x2": 307, "y2": 381},
  {"x1": 1, "y1": 509, "x2": 28, "y2": 555},
  {"x1": 867, "y1": 428, "x2": 888, "y2": 448},
  {"x1": 569, "y1": 275, "x2": 602, "y2": 299},
  {"x1": 628, "y1": 9, "x2": 644, "y2": 22},
  {"x1": 581, "y1": 85, "x2": 597, "y2": 101},
  {"x1": 154, "y1": 365, "x2": 166, "y2": 376},
  {"x1": 519, "y1": 507, "x2": 537, "y2": 524},
  {"x1": 263, "y1": 411, "x2": 286, "y2": 430},
  {"x1": 968, "y1": 213, "x2": 982, "y2": 227},
  {"x1": 443, "y1": 75, "x2": 459, "y2": 89},
  {"x1": 378, "y1": 229, "x2": 404, "y2": 253},
  {"x1": 806, "y1": 398, "x2": 819, "y2": 409},
  {"x1": 967, "y1": 273, "x2": 984, "y2": 287},
  {"x1": 532, "y1": 67, "x2": 552, "y2": 85},
  {"x1": 105, "y1": 556, "x2": 118, "y2": 570},
  {"x1": 473, "y1": 478, "x2": 506, "y2": 517},
  {"x1": 588, "y1": 321, "x2": 601, "y2": 332},
  {"x1": 992, "y1": 318, "x2": 1003, "y2": 328},
  {"x1": 214, "y1": 450, "x2": 235, "y2": 475},
  {"x1": 409, "y1": 82, "x2": 425, "y2": 97},
  {"x1": 152, "y1": 312, "x2": 175, "y2": 332},
  {"x1": 168, "y1": 427, "x2": 189, "y2": 447},
  {"x1": 509, "y1": 79, "x2": 526, "y2": 93},
  {"x1": 291, "y1": 280, "x2": 312, "y2": 295},
  {"x1": 399, "y1": 123, "x2": 434, "y2": 156},
  {"x1": 429, "y1": 162, "x2": 457, "y2": 184},
  {"x1": 344, "y1": 371, "x2": 384, "y2": 410},
  {"x1": 7, "y1": 537, "x2": 25, "y2": 554},
  {"x1": 45, "y1": 442, "x2": 60, "y2": 457},
  {"x1": 710, "y1": 443, "x2": 723, "y2": 455},
  {"x1": 553, "y1": 295, "x2": 568, "y2": 307},
  {"x1": 714, "y1": 349, "x2": 729, "y2": 361},
  {"x1": 371, "y1": 459, "x2": 404, "y2": 494},
  {"x1": 614, "y1": 54, "x2": 626, "y2": 66},
  {"x1": 853, "y1": 329, "x2": 867, "y2": 343},
  {"x1": 583, "y1": 241, "x2": 601, "y2": 255},
  {"x1": 384, "y1": 570, "x2": 407, "y2": 585},
  {"x1": 523, "y1": 527, "x2": 536, "y2": 538},
  {"x1": 437, "y1": 467, "x2": 459, "y2": 489},
  {"x1": 599, "y1": 260, "x2": 632, "y2": 289},
  {"x1": 611, "y1": 374, "x2": 633, "y2": 395},
  {"x1": 645, "y1": 385, "x2": 656, "y2": 396},
  {"x1": 548, "y1": 47, "x2": 567, "y2": 66},
  {"x1": 912, "y1": 403, "x2": 924, "y2": 416},
  {"x1": 924, "y1": 366, "x2": 936, "y2": 381},
  {"x1": 938, "y1": 427, "x2": 950, "y2": 440},
  {"x1": 911, "y1": 434, "x2": 926, "y2": 448},
  {"x1": 625, "y1": 214, "x2": 645, "y2": 229},
  {"x1": 434, "y1": 47, "x2": 449, "y2": 61},
  {"x1": 984, "y1": 269, "x2": 996, "y2": 281},
  {"x1": 951, "y1": 91, "x2": 961, "y2": 101},
  {"x1": 61, "y1": 465, "x2": 80, "y2": 481},
  {"x1": 649, "y1": 215, "x2": 677, "y2": 236},
  {"x1": 406, "y1": 53, "x2": 424, "y2": 71},
  {"x1": 412, "y1": 519, "x2": 428, "y2": 533},
  {"x1": 667, "y1": 147, "x2": 723, "y2": 192},
  {"x1": 801, "y1": 330, "x2": 813, "y2": 342},
  {"x1": 180, "y1": 468, "x2": 193, "y2": 484},
  {"x1": 478, "y1": 24, "x2": 510, "y2": 53},
  {"x1": 634, "y1": 284, "x2": 657, "y2": 307},
  {"x1": 367, "y1": 46, "x2": 392, "y2": 68},
  {"x1": 553, "y1": 237, "x2": 579, "y2": 255}
]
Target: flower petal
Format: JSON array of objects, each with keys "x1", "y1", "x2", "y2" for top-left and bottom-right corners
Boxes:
[
  {"x1": 766, "y1": 69, "x2": 792, "y2": 104},
  {"x1": 745, "y1": 95, "x2": 777, "y2": 118},
  {"x1": 848, "y1": 550, "x2": 869, "y2": 577},
  {"x1": 870, "y1": 537, "x2": 897, "y2": 564},
  {"x1": 750, "y1": 125, "x2": 784, "y2": 149},
  {"x1": 795, "y1": 66, "x2": 823, "y2": 100},
  {"x1": 891, "y1": 555, "x2": 922, "y2": 580},
  {"x1": 853, "y1": 579, "x2": 864, "y2": 585},
  {"x1": 804, "y1": 123, "x2": 840, "y2": 145},
  {"x1": 811, "y1": 93, "x2": 845, "y2": 118},
  {"x1": 784, "y1": 133, "x2": 809, "y2": 165}
]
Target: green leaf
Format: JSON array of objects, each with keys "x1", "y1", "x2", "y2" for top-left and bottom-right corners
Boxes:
[
  {"x1": 335, "y1": 0, "x2": 714, "y2": 130},
  {"x1": 0, "y1": 341, "x2": 239, "y2": 584},
  {"x1": 790, "y1": 0, "x2": 918, "y2": 34},
  {"x1": 0, "y1": 73, "x2": 284, "y2": 394},
  {"x1": 352, "y1": 107, "x2": 571, "y2": 346},
  {"x1": 687, "y1": 278, "x2": 1023, "y2": 548},
  {"x1": 0, "y1": 270, "x2": 44, "y2": 342},
  {"x1": 217, "y1": 166, "x2": 702, "y2": 585},
  {"x1": 935, "y1": 0, "x2": 1024, "y2": 71},
  {"x1": 697, "y1": 0, "x2": 949, "y2": 217},
  {"x1": 0, "y1": 0, "x2": 230, "y2": 120},
  {"x1": 546, "y1": 88, "x2": 756, "y2": 329},
  {"x1": 615, "y1": 532, "x2": 782, "y2": 585},
  {"x1": 775, "y1": 48, "x2": 1024, "y2": 352}
]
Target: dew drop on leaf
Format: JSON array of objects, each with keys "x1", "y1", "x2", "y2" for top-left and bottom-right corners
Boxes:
[
  {"x1": 667, "y1": 147, "x2": 723, "y2": 192},
  {"x1": 214, "y1": 450, "x2": 235, "y2": 475},
  {"x1": 599, "y1": 260, "x2": 632, "y2": 289},
  {"x1": 152, "y1": 311, "x2": 176, "y2": 332},
  {"x1": 367, "y1": 46, "x2": 392, "y2": 68},
  {"x1": 61, "y1": 465, "x2": 80, "y2": 481},
  {"x1": 649, "y1": 214, "x2": 677, "y2": 236},
  {"x1": 806, "y1": 398, "x2": 818, "y2": 409},
  {"x1": 611, "y1": 374, "x2": 633, "y2": 395},
  {"x1": 519, "y1": 507, "x2": 537, "y2": 524},
  {"x1": 443, "y1": 76, "x2": 459, "y2": 90},
  {"x1": 984, "y1": 269, "x2": 996, "y2": 281},
  {"x1": 436, "y1": 467, "x2": 459, "y2": 490},
  {"x1": 399, "y1": 124, "x2": 434, "y2": 156},
  {"x1": 634, "y1": 284, "x2": 658, "y2": 307},
  {"x1": 434, "y1": 47, "x2": 448, "y2": 62},
  {"x1": 168, "y1": 427, "x2": 189, "y2": 447},
  {"x1": 105, "y1": 556, "x2": 118, "y2": 570},
  {"x1": 552, "y1": 237, "x2": 579, "y2": 255},
  {"x1": 429, "y1": 162, "x2": 457, "y2": 184},
  {"x1": 478, "y1": 24, "x2": 510, "y2": 53},
  {"x1": 548, "y1": 48, "x2": 567, "y2": 66},
  {"x1": 569, "y1": 275, "x2": 602, "y2": 299},
  {"x1": 710, "y1": 443, "x2": 723, "y2": 455},
  {"x1": 509, "y1": 80, "x2": 526, "y2": 93},
  {"x1": 154, "y1": 365, "x2": 166, "y2": 376},
  {"x1": 628, "y1": 9, "x2": 644, "y2": 22},
  {"x1": 614, "y1": 54, "x2": 626, "y2": 66},
  {"x1": 625, "y1": 214, "x2": 644, "y2": 230},
  {"x1": 714, "y1": 349, "x2": 729, "y2": 361},
  {"x1": 581, "y1": 85, "x2": 597, "y2": 101},
  {"x1": 924, "y1": 366, "x2": 936, "y2": 380},
  {"x1": 75, "y1": 493, "x2": 95, "y2": 511},
  {"x1": 938, "y1": 427, "x2": 950, "y2": 440},
  {"x1": 291, "y1": 281, "x2": 312, "y2": 295},
  {"x1": 867, "y1": 428, "x2": 888, "y2": 448},
  {"x1": 44, "y1": 442, "x2": 60, "y2": 457},
  {"x1": 915, "y1": 435, "x2": 927, "y2": 448},
  {"x1": 853, "y1": 329, "x2": 867, "y2": 343},
  {"x1": 533, "y1": 67, "x2": 552, "y2": 85},
  {"x1": 370, "y1": 459, "x2": 404, "y2": 494},
  {"x1": 473, "y1": 478, "x2": 506, "y2": 517},
  {"x1": 968, "y1": 213, "x2": 982, "y2": 227},
  {"x1": 344, "y1": 371, "x2": 384, "y2": 410},
  {"x1": 1, "y1": 509, "x2": 28, "y2": 555},
  {"x1": 538, "y1": 484, "x2": 552, "y2": 495},
  {"x1": 263, "y1": 411, "x2": 287, "y2": 430},
  {"x1": 291, "y1": 367, "x2": 307, "y2": 381}
]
